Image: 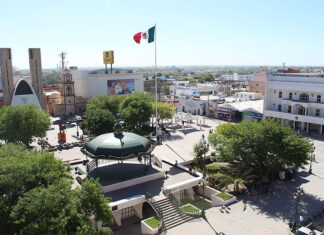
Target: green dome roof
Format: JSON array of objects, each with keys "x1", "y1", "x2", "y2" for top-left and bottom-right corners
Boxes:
[{"x1": 85, "y1": 132, "x2": 151, "y2": 158}]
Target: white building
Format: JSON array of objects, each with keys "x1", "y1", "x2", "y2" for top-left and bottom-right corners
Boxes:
[
  {"x1": 234, "y1": 91, "x2": 263, "y2": 102},
  {"x1": 221, "y1": 73, "x2": 253, "y2": 81},
  {"x1": 71, "y1": 69, "x2": 144, "y2": 99},
  {"x1": 170, "y1": 83, "x2": 217, "y2": 97},
  {"x1": 264, "y1": 73, "x2": 324, "y2": 135},
  {"x1": 11, "y1": 77, "x2": 41, "y2": 109}
]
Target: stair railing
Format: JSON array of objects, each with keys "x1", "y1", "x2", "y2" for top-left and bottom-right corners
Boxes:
[
  {"x1": 145, "y1": 192, "x2": 167, "y2": 233},
  {"x1": 151, "y1": 155, "x2": 163, "y2": 168}
]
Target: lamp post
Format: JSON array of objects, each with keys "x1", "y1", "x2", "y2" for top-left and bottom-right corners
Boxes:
[
  {"x1": 201, "y1": 134, "x2": 209, "y2": 178},
  {"x1": 76, "y1": 120, "x2": 79, "y2": 138},
  {"x1": 201, "y1": 134, "x2": 209, "y2": 196},
  {"x1": 309, "y1": 142, "x2": 315, "y2": 174},
  {"x1": 292, "y1": 187, "x2": 304, "y2": 232}
]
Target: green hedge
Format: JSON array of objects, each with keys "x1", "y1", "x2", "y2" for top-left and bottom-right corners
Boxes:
[{"x1": 206, "y1": 165, "x2": 220, "y2": 173}]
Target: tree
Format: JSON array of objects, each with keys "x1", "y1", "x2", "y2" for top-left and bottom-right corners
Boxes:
[
  {"x1": 208, "y1": 164, "x2": 258, "y2": 194},
  {"x1": 84, "y1": 108, "x2": 115, "y2": 136},
  {"x1": 208, "y1": 119, "x2": 312, "y2": 180},
  {"x1": 86, "y1": 94, "x2": 122, "y2": 116},
  {"x1": 120, "y1": 96, "x2": 152, "y2": 128},
  {"x1": 153, "y1": 102, "x2": 176, "y2": 126},
  {"x1": 201, "y1": 73, "x2": 214, "y2": 83},
  {"x1": 131, "y1": 92, "x2": 155, "y2": 103},
  {"x1": 189, "y1": 78, "x2": 196, "y2": 84},
  {"x1": 0, "y1": 144, "x2": 113, "y2": 234},
  {"x1": 83, "y1": 95, "x2": 122, "y2": 136},
  {"x1": 162, "y1": 84, "x2": 170, "y2": 95},
  {"x1": 0, "y1": 104, "x2": 50, "y2": 145},
  {"x1": 193, "y1": 141, "x2": 209, "y2": 172}
]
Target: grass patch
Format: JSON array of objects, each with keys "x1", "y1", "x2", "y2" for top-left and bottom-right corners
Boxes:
[
  {"x1": 180, "y1": 204, "x2": 199, "y2": 213},
  {"x1": 215, "y1": 192, "x2": 233, "y2": 201},
  {"x1": 144, "y1": 216, "x2": 161, "y2": 229}
]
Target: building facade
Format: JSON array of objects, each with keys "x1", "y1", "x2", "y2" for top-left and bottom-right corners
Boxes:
[
  {"x1": 45, "y1": 69, "x2": 89, "y2": 116},
  {"x1": 249, "y1": 67, "x2": 267, "y2": 95},
  {"x1": 71, "y1": 69, "x2": 144, "y2": 99},
  {"x1": 0, "y1": 48, "x2": 15, "y2": 106},
  {"x1": 263, "y1": 73, "x2": 324, "y2": 135}
]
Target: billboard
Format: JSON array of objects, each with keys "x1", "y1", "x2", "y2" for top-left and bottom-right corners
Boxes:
[
  {"x1": 192, "y1": 92, "x2": 200, "y2": 100},
  {"x1": 107, "y1": 79, "x2": 135, "y2": 95},
  {"x1": 103, "y1": 51, "x2": 114, "y2": 64}
]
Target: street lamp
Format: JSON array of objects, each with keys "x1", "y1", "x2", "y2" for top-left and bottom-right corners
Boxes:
[
  {"x1": 309, "y1": 142, "x2": 315, "y2": 174},
  {"x1": 292, "y1": 187, "x2": 304, "y2": 232},
  {"x1": 201, "y1": 134, "x2": 209, "y2": 178},
  {"x1": 76, "y1": 120, "x2": 79, "y2": 138}
]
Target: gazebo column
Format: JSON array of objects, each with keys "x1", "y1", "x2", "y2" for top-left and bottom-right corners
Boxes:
[{"x1": 96, "y1": 159, "x2": 98, "y2": 177}]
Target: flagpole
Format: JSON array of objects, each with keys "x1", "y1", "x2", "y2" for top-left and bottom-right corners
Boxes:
[{"x1": 154, "y1": 23, "x2": 158, "y2": 139}]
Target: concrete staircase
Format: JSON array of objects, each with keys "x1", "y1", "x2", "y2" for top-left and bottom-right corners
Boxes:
[{"x1": 155, "y1": 197, "x2": 193, "y2": 231}]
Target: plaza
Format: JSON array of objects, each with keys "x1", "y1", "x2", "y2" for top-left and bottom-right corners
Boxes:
[{"x1": 42, "y1": 116, "x2": 324, "y2": 235}]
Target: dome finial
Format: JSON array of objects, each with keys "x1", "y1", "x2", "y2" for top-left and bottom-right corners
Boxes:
[{"x1": 114, "y1": 122, "x2": 123, "y2": 136}]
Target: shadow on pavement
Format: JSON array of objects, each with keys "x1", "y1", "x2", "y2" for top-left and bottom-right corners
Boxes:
[{"x1": 240, "y1": 171, "x2": 324, "y2": 224}]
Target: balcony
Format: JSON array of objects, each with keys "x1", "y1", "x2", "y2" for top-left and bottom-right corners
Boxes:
[
  {"x1": 281, "y1": 99, "x2": 324, "y2": 109},
  {"x1": 264, "y1": 109, "x2": 324, "y2": 125}
]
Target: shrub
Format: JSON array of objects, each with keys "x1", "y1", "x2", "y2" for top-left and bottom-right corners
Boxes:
[{"x1": 206, "y1": 165, "x2": 220, "y2": 174}]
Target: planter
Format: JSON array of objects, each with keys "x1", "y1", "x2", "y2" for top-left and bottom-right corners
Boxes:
[
  {"x1": 211, "y1": 192, "x2": 236, "y2": 207},
  {"x1": 180, "y1": 203, "x2": 201, "y2": 216},
  {"x1": 141, "y1": 216, "x2": 161, "y2": 235}
]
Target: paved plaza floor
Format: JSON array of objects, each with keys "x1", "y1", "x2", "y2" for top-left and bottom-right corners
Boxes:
[{"x1": 166, "y1": 138, "x2": 324, "y2": 235}]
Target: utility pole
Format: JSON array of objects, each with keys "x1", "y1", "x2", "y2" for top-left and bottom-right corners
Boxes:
[{"x1": 58, "y1": 52, "x2": 67, "y2": 70}]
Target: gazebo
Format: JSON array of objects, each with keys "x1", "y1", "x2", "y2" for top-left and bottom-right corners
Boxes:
[{"x1": 81, "y1": 124, "x2": 156, "y2": 180}]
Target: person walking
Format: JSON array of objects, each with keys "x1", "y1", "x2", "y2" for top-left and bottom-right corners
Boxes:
[{"x1": 299, "y1": 214, "x2": 304, "y2": 226}]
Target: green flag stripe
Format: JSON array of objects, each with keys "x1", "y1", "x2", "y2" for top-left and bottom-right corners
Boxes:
[{"x1": 148, "y1": 26, "x2": 155, "y2": 43}]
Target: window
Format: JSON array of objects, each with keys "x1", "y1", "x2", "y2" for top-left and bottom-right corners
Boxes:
[
  {"x1": 278, "y1": 105, "x2": 281, "y2": 111},
  {"x1": 279, "y1": 91, "x2": 282, "y2": 98},
  {"x1": 300, "y1": 93, "x2": 309, "y2": 101},
  {"x1": 121, "y1": 206, "x2": 135, "y2": 219},
  {"x1": 317, "y1": 95, "x2": 321, "y2": 103},
  {"x1": 298, "y1": 107, "x2": 305, "y2": 115},
  {"x1": 289, "y1": 92, "x2": 292, "y2": 100},
  {"x1": 288, "y1": 105, "x2": 292, "y2": 113},
  {"x1": 316, "y1": 109, "x2": 320, "y2": 117}
]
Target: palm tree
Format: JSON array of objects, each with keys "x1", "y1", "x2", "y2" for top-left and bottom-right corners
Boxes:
[{"x1": 208, "y1": 164, "x2": 258, "y2": 194}]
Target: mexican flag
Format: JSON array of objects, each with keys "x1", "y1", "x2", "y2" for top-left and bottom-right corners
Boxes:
[{"x1": 133, "y1": 26, "x2": 155, "y2": 44}]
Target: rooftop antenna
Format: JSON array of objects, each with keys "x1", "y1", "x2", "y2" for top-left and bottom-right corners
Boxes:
[{"x1": 58, "y1": 51, "x2": 67, "y2": 70}]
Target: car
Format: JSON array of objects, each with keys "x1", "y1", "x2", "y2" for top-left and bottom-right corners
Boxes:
[
  {"x1": 48, "y1": 126, "x2": 55, "y2": 130},
  {"x1": 64, "y1": 122, "x2": 76, "y2": 128},
  {"x1": 52, "y1": 120, "x2": 60, "y2": 125}
]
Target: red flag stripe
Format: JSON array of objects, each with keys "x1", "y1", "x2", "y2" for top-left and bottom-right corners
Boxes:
[{"x1": 133, "y1": 32, "x2": 142, "y2": 44}]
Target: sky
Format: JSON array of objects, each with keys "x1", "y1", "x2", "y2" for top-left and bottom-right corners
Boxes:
[{"x1": 1, "y1": 0, "x2": 324, "y2": 69}]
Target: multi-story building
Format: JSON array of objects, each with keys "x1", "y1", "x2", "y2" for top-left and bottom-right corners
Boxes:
[
  {"x1": 263, "y1": 73, "x2": 324, "y2": 135},
  {"x1": 249, "y1": 67, "x2": 267, "y2": 95},
  {"x1": 71, "y1": 69, "x2": 144, "y2": 99}
]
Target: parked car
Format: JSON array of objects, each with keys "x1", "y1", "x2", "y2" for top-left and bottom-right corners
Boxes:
[
  {"x1": 48, "y1": 126, "x2": 55, "y2": 130},
  {"x1": 64, "y1": 122, "x2": 76, "y2": 128},
  {"x1": 52, "y1": 120, "x2": 60, "y2": 125}
]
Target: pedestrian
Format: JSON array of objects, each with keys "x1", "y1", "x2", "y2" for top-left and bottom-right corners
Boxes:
[
  {"x1": 299, "y1": 214, "x2": 304, "y2": 226},
  {"x1": 188, "y1": 165, "x2": 192, "y2": 173}
]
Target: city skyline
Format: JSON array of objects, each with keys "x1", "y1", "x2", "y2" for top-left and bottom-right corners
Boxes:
[{"x1": 2, "y1": 0, "x2": 324, "y2": 69}]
